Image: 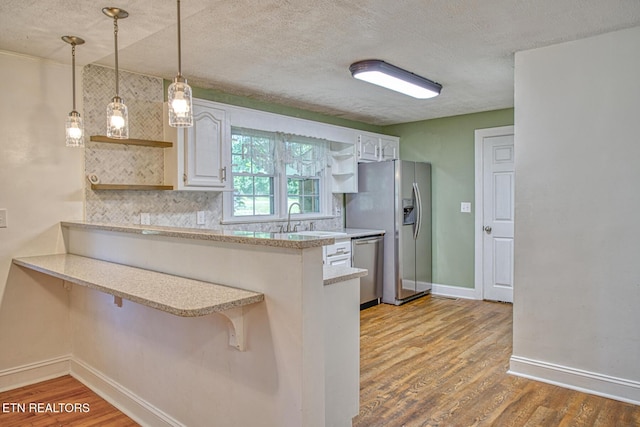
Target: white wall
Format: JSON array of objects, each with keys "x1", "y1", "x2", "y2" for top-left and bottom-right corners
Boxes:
[
  {"x1": 0, "y1": 51, "x2": 84, "y2": 388},
  {"x1": 511, "y1": 26, "x2": 640, "y2": 403}
]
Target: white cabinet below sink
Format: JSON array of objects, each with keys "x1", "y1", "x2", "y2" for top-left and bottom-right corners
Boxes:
[{"x1": 323, "y1": 238, "x2": 351, "y2": 267}]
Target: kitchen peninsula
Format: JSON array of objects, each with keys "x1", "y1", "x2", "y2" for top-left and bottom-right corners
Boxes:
[{"x1": 12, "y1": 221, "x2": 366, "y2": 427}]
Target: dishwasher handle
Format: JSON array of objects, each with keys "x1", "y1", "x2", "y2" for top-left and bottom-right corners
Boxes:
[{"x1": 353, "y1": 236, "x2": 383, "y2": 245}]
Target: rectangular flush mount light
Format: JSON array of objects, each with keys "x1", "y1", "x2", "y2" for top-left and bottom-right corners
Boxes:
[{"x1": 349, "y1": 60, "x2": 442, "y2": 99}]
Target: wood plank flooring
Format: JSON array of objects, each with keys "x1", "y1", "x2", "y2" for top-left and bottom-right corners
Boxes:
[
  {"x1": 353, "y1": 295, "x2": 640, "y2": 427},
  {"x1": 1, "y1": 296, "x2": 638, "y2": 426},
  {"x1": 0, "y1": 375, "x2": 136, "y2": 426}
]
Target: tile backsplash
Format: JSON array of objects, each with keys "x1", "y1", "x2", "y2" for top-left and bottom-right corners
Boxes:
[{"x1": 83, "y1": 64, "x2": 343, "y2": 231}]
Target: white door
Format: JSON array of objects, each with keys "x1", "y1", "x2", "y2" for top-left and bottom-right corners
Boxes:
[{"x1": 475, "y1": 126, "x2": 514, "y2": 302}]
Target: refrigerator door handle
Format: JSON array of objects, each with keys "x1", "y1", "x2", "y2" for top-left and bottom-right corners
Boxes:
[{"x1": 413, "y1": 182, "x2": 423, "y2": 240}]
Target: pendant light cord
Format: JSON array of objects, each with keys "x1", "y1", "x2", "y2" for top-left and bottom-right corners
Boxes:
[
  {"x1": 113, "y1": 16, "x2": 120, "y2": 97},
  {"x1": 177, "y1": 0, "x2": 182, "y2": 77},
  {"x1": 71, "y1": 43, "x2": 77, "y2": 111}
]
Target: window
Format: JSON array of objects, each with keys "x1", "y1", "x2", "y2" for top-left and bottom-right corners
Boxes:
[
  {"x1": 288, "y1": 178, "x2": 320, "y2": 213},
  {"x1": 231, "y1": 129, "x2": 276, "y2": 217},
  {"x1": 283, "y1": 136, "x2": 325, "y2": 215},
  {"x1": 227, "y1": 127, "x2": 329, "y2": 221}
]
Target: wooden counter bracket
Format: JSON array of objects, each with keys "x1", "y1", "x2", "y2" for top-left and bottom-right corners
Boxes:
[{"x1": 13, "y1": 254, "x2": 264, "y2": 352}]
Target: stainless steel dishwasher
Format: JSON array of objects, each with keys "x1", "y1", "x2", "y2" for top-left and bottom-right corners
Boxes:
[{"x1": 352, "y1": 235, "x2": 384, "y2": 309}]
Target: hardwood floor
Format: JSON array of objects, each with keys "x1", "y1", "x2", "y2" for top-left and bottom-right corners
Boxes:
[
  {"x1": 353, "y1": 295, "x2": 640, "y2": 427},
  {"x1": 1, "y1": 296, "x2": 638, "y2": 426},
  {"x1": 0, "y1": 375, "x2": 136, "y2": 426}
]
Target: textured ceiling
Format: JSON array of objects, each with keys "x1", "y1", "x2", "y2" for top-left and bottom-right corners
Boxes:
[{"x1": 2, "y1": 0, "x2": 640, "y2": 125}]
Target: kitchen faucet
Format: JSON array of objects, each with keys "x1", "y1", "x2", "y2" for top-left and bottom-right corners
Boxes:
[{"x1": 284, "y1": 202, "x2": 302, "y2": 233}]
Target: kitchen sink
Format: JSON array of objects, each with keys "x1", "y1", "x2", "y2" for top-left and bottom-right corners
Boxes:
[{"x1": 291, "y1": 231, "x2": 348, "y2": 237}]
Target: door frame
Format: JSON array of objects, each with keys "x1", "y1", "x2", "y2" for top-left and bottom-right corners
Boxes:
[{"x1": 473, "y1": 125, "x2": 515, "y2": 300}]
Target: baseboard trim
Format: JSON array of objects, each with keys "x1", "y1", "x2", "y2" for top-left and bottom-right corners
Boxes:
[
  {"x1": 509, "y1": 355, "x2": 640, "y2": 405},
  {"x1": 70, "y1": 358, "x2": 185, "y2": 427},
  {"x1": 431, "y1": 283, "x2": 479, "y2": 300},
  {"x1": 0, "y1": 355, "x2": 70, "y2": 392}
]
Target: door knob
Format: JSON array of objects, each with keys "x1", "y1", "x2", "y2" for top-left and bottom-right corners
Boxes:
[{"x1": 484, "y1": 226, "x2": 492, "y2": 233}]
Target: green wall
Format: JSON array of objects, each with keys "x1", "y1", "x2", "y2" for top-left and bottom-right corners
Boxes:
[
  {"x1": 165, "y1": 80, "x2": 385, "y2": 134},
  {"x1": 384, "y1": 108, "x2": 514, "y2": 288}
]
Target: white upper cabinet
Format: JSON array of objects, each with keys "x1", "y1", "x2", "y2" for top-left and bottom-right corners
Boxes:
[
  {"x1": 164, "y1": 99, "x2": 232, "y2": 191},
  {"x1": 358, "y1": 134, "x2": 380, "y2": 162},
  {"x1": 380, "y1": 137, "x2": 399, "y2": 161},
  {"x1": 357, "y1": 133, "x2": 399, "y2": 162}
]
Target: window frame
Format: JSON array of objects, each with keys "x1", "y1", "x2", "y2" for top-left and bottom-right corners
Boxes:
[
  {"x1": 223, "y1": 127, "x2": 333, "y2": 224},
  {"x1": 230, "y1": 129, "x2": 278, "y2": 219}
]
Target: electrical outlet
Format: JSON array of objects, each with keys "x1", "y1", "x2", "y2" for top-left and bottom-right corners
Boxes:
[
  {"x1": 196, "y1": 211, "x2": 206, "y2": 225},
  {"x1": 140, "y1": 212, "x2": 150, "y2": 225},
  {"x1": 0, "y1": 209, "x2": 7, "y2": 228},
  {"x1": 460, "y1": 202, "x2": 472, "y2": 213}
]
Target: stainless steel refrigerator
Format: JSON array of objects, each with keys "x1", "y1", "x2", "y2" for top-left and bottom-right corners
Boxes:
[{"x1": 346, "y1": 160, "x2": 432, "y2": 305}]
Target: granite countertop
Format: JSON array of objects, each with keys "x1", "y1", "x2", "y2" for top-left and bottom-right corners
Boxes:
[
  {"x1": 323, "y1": 265, "x2": 368, "y2": 286},
  {"x1": 13, "y1": 253, "x2": 365, "y2": 314},
  {"x1": 13, "y1": 254, "x2": 264, "y2": 317},
  {"x1": 62, "y1": 221, "x2": 334, "y2": 249}
]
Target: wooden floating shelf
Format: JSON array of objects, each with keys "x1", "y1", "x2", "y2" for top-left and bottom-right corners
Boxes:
[
  {"x1": 90, "y1": 135, "x2": 173, "y2": 148},
  {"x1": 91, "y1": 184, "x2": 174, "y2": 191}
]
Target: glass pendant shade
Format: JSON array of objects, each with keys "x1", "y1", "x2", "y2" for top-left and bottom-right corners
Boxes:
[
  {"x1": 62, "y1": 35, "x2": 85, "y2": 147},
  {"x1": 168, "y1": 78, "x2": 193, "y2": 127},
  {"x1": 168, "y1": 0, "x2": 193, "y2": 127},
  {"x1": 107, "y1": 96, "x2": 129, "y2": 139},
  {"x1": 103, "y1": 7, "x2": 129, "y2": 139},
  {"x1": 65, "y1": 111, "x2": 84, "y2": 147}
]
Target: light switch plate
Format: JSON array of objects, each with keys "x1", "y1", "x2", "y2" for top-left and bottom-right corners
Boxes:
[
  {"x1": 460, "y1": 202, "x2": 472, "y2": 213},
  {"x1": 140, "y1": 213, "x2": 150, "y2": 225},
  {"x1": 196, "y1": 211, "x2": 206, "y2": 225},
  {"x1": 0, "y1": 209, "x2": 7, "y2": 228}
]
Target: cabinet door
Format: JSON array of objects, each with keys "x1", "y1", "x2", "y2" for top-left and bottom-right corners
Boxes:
[
  {"x1": 380, "y1": 137, "x2": 399, "y2": 161},
  {"x1": 184, "y1": 102, "x2": 231, "y2": 189},
  {"x1": 357, "y1": 134, "x2": 380, "y2": 162}
]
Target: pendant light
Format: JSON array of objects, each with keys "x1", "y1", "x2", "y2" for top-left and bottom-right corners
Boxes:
[
  {"x1": 350, "y1": 60, "x2": 442, "y2": 99},
  {"x1": 167, "y1": 0, "x2": 193, "y2": 127},
  {"x1": 103, "y1": 7, "x2": 129, "y2": 139},
  {"x1": 62, "y1": 36, "x2": 85, "y2": 147}
]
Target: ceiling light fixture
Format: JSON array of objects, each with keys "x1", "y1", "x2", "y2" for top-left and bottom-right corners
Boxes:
[
  {"x1": 103, "y1": 7, "x2": 129, "y2": 139},
  {"x1": 62, "y1": 35, "x2": 85, "y2": 147},
  {"x1": 167, "y1": 0, "x2": 193, "y2": 127},
  {"x1": 349, "y1": 60, "x2": 442, "y2": 99}
]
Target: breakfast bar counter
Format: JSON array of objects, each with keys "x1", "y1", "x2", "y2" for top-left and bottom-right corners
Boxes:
[
  {"x1": 12, "y1": 221, "x2": 362, "y2": 427},
  {"x1": 13, "y1": 253, "x2": 264, "y2": 317}
]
